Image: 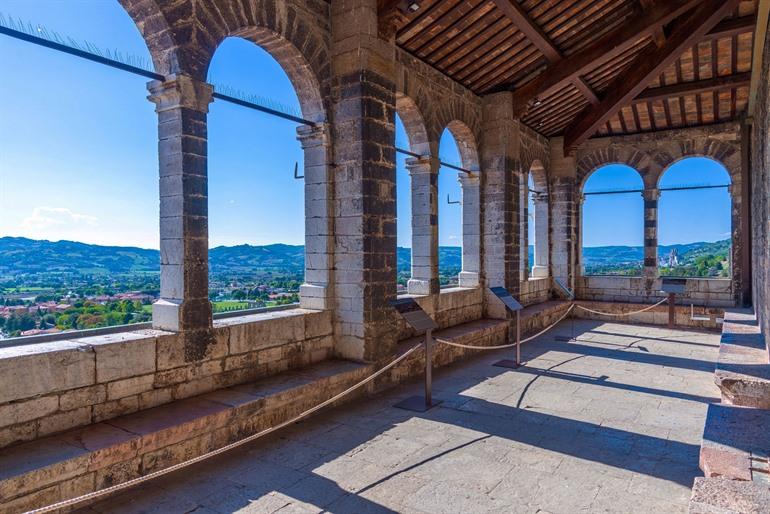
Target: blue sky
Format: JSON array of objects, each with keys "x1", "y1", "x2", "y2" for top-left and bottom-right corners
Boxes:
[{"x1": 0, "y1": 1, "x2": 731, "y2": 251}]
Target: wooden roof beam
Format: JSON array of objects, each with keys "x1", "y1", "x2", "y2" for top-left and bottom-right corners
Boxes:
[
  {"x1": 563, "y1": 0, "x2": 740, "y2": 150},
  {"x1": 640, "y1": 0, "x2": 667, "y2": 47},
  {"x1": 504, "y1": 0, "x2": 701, "y2": 114},
  {"x1": 635, "y1": 72, "x2": 751, "y2": 103},
  {"x1": 492, "y1": 0, "x2": 600, "y2": 105}
]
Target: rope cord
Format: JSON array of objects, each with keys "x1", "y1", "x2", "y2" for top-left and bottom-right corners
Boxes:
[
  {"x1": 574, "y1": 298, "x2": 667, "y2": 317},
  {"x1": 437, "y1": 304, "x2": 575, "y2": 351},
  {"x1": 25, "y1": 342, "x2": 424, "y2": 514}
]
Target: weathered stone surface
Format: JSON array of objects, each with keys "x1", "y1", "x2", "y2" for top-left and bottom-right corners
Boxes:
[
  {"x1": 700, "y1": 403, "x2": 770, "y2": 481},
  {"x1": 79, "y1": 333, "x2": 156, "y2": 383},
  {"x1": 689, "y1": 477, "x2": 770, "y2": 514}
]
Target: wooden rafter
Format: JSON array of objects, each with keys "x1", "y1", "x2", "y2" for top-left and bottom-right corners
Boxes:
[
  {"x1": 504, "y1": 0, "x2": 701, "y2": 114},
  {"x1": 640, "y1": 0, "x2": 667, "y2": 47},
  {"x1": 634, "y1": 72, "x2": 751, "y2": 104},
  {"x1": 491, "y1": 0, "x2": 600, "y2": 105},
  {"x1": 563, "y1": 0, "x2": 740, "y2": 150}
]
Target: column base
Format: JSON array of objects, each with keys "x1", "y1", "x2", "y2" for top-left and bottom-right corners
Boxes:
[
  {"x1": 407, "y1": 279, "x2": 432, "y2": 296},
  {"x1": 531, "y1": 265, "x2": 549, "y2": 278},
  {"x1": 458, "y1": 271, "x2": 480, "y2": 288},
  {"x1": 299, "y1": 283, "x2": 329, "y2": 310},
  {"x1": 152, "y1": 299, "x2": 183, "y2": 331}
]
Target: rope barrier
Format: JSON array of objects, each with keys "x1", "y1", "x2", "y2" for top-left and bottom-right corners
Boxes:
[
  {"x1": 574, "y1": 298, "x2": 667, "y2": 317},
  {"x1": 25, "y1": 342, "x2": 424, "y2": 514},
  {"x1": 437, "y1": 304, "x2": 576, "y2": 351}
]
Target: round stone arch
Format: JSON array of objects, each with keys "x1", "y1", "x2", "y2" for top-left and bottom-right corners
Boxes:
[
  {"x1": 396, "y1": 93, "x2": 432, "y2": 157},
  {"x1": 654, "y1": 147, "x2": 742, "y2": 303},
  {"x1": 196, "y1": 2, "x2": 333, "y2": 310},
  {"x1": 119, "y1": 0, "x2": 180, "y2": 77},
  {"x1": 438, "y1": 120, "x2": 481, "y2": 288},
  {"x1": 576, "y1": 147, "x2": 660, "y2": 192}
]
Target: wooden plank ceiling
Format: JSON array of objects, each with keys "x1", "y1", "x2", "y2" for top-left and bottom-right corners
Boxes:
[{"x1": 384, "y1": 0, "x2": 757, "y2": 145}]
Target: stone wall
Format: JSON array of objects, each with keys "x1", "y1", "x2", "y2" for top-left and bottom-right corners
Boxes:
[
  {"x1": 0, "y1": 309, "x2": 334, "y2": 450},
  {"x1": 751, "y1": 23, "x2": 770, "y2": 355},
  {"x1": 577, "y1": 276, "x2": 734, "y2": 307}
]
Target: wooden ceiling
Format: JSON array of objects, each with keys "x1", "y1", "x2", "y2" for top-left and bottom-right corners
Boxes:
[{"x1": 383, "y1": 0, "x2": 757, "y2": 146}]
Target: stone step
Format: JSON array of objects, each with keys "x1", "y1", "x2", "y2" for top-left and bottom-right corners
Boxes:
[
  {"x1": 0, "y1": 358, "x2": 370, "y2": 513},
  {"x1": 700, "y1": 403, "x2": 770, "y2": 481},
  {"x1": 714, "y1": 309, "x2": 770, "y2": 409},
  {"x1": 689, "y1": 477, "x2": 770, "y2": 514}
]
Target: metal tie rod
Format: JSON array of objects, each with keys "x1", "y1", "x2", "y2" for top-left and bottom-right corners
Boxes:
[
  {"x1": 584, "y1": 184, "x2": 730, "y2": 196},
  {"x1": 394, "y1": 147, "x2": 473, "y2": 174}
]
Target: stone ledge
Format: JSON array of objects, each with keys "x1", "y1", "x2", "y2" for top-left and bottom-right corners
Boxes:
[
  {"x1": 699, "y1": 403, "x2": 770, "y2": 481},
  {"x1": 714, "y1": 310, "x2": 770, "y2": 408},
  {"x1": 0, "y1": 359, "x2": 371, "y2": 513},
  {"x1": 689, "y1": 477, "x2": 770, "y2": 514}
]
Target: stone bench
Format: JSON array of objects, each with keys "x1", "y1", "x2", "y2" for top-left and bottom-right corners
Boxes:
[
  {"x1": 689, "y1": 477, "x2": 770, "y2": 513},
  {"x1": 699, "y1": 403, "x2": 770, "y2": 481},
  {"x1": 0, "y1": 358, "x2": 371, "y2": 513},
  {"x1": 714, "y1": 309, "x2": 770, "y2": 409}
]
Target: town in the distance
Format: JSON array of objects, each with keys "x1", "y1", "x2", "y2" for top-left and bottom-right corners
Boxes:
[{"x1": 0, "y1": 236, "x2": 730, "y2": 339}]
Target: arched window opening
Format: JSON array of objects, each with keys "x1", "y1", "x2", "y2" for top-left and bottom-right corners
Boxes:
[
  {"x1": 519, "y1": 172, "x2": 532, "y2": 279},
  {"x1": 658, "y1": 157, "x2": 732, "y2": 278},
  {"x1": 0, "y1": 4, "x2": 156, "y2": 339},
  {"x1": 581, "y1": 165, "x2": 644, "y2": 276},
  {"x1": 529, "y1": 162, "x2": 549, "y2": 278},
  {"x1": 207, "y1": 37, "x2": 304, "y2": 313},
  {"x1": 395, "y1": 114, "x2": 412, "y2": 294},
  {"x1": 438, "y1": 128, "x2": 464, "y2": 289}
]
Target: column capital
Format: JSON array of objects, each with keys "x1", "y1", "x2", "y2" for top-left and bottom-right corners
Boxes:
[
  {"x1": 642, "y1": 188, "x2": 660, "y2": 201},
  {"x1": 147, "y1": 74, "x2": 213, "y2": 114},
  {"x1": 405, "y1": 156, "x2": 436, "y2": 175},
  {"x1": 532, "y1": 191, "x2": 548, "y2": 204},
  {"x1": 458, "y1": 172, "x2": 480, "y2": 187},
  {"x1": 296, "y1": 122, "x2": 330, "y2": 149}
]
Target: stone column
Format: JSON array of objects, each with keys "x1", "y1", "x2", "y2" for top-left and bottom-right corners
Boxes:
[
  {"x1": 531, "y1": 191, "x2": 550, "y2": 277},
  {"x1": 549, "y1": 141, "x2": 578, "y2": 290},
  {"x1": 298, "y1": 123, "x2": 333, "y2": 310},
  {"x1": 331, "y1": 0, "x2": 398, "y2": 361},
  {"x1": 482, "y1": 92, "x2": 522, "y2": 319},
  {"x1": 147, "y1": 74, "x2": 213, "y2": 354},
  {"x1": 458, "y1": 172, "x2": 481, "y2": 287},
  {"x1": 519, "y1": 173, "x2": 529, "y2": 280},
  {"x1": 642, "y1": 188, "x2": 660, "y2": 279},
  {"x1": 406, "y1": 157, "x2": 439, "y2": 295}
]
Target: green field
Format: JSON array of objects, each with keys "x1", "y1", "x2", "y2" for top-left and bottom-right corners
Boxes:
[{"x1": 212, "y1": 301, "x2": 250, "y2": 313}]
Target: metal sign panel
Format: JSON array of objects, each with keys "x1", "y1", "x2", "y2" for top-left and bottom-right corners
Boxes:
[
  {"x1": 661, "y1": 277, "x2": 687, "y2": 294},
  {"x1": 553, "y1": 278, "x2": 575, "y2": 300},
  {"x1": 489, "y1": 287, "x2": 523, "y2": 312},
  {"x1": 389, "y1": 298, "x2": 438, "y2": 331}
]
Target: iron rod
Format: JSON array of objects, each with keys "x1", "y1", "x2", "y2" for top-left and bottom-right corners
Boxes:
[
  {"x1": 584, "y1": 184, "x2": 730, "y2": 196},
  {"x1": 395, "y1": 147, "x2": 473, "y2": 174},
  {"x1": 211, "y1": 92, "x2": 314, "y2": 126},
  {"x1": 0, "y1": 25, "x2": 164, "y2": 80}
]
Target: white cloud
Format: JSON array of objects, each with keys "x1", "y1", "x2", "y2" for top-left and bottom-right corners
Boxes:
[{"x1": 22, "y1": 207, "x2": 99, "y2": 231}]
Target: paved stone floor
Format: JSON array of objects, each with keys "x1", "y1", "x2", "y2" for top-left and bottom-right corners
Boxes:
[{"x1": 79, "y1": 320, "x2": 720, "y2": 514}]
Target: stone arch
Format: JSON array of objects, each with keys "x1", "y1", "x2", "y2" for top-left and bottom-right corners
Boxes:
[
  {"x1": 119, "y1": 0, "x2": 179, "y2": 76},
  {"x1": 443, "y1": 120, "x2": 481, "y2": 172},
  {"x1": 576, "y1": 147, "x2": 660, "y2": 191},
  {"x1": 653, "y1": 140, "x2": 739, "y2": 187},
  {"x1": 526, "y1": 159, "x2": 550, "y2": 278},
  {"x1": 396, "y1": 93, "x2": 431, "y2": 157}
]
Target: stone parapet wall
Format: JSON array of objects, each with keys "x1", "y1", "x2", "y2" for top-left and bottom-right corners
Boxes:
[
  {"x1": 573, "y1": 300, "x2": 724, "y2": 330},
  {"x1": 0, "y1": 309, "x2": 335, "y2": 450},
  {"x1": 577, "y1": 276, "x2": 734, "y2": 307},
  {"x1": 520, "y1": 278, "x2": 551, "y2": 306},
  {"x1": 395, "y1": 287, "x2": 484, "y2": 342}
]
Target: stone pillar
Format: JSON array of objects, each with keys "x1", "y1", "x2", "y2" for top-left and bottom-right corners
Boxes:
[
  {"x1": 298, "y1": 123, "x2": 333, "y2": 310},
  {"x1": 481, "y1": 92, "x2": 522, "y2": 318},
  {"x1": 458, "y1": 172, "x2": 481, "y2": 287},
  {"x1": 531, "y1": 191, "x2": 550, "y2": 277},
  {"x1": 642, "y1": 188, "x2": 660, "y2": 279},
  {"x1": 331, "y1": 0, "x2": 398, "y2": 361},
  {"x1": 519, "y1": 172, "x2": 529, "y2": 280},
  {"x1": 549, "y1": 138, "x2": 578, "y2": 291},
  {"x1": 147, "y1": 74, "x2": 213, "y2": 356},
  {"x1": 407, "y1": 157, "x2": 439, "y2": 295}
]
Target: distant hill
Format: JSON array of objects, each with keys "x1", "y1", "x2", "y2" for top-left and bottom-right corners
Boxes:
[{"x1": 0, "y1": 236, "x2": 729, "y2": 277}]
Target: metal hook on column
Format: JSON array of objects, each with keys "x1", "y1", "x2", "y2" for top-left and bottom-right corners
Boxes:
[
  {"x1": 447, "y1": 194, "x2": 461, "y2": 205},
  {"x1": 293, "y1": 162, "x2": 304, "y2": 180}
]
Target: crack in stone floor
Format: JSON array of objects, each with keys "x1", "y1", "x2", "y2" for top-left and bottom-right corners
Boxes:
[{"x1": 78, "y1": 320, "x2": 720, "y2": 514}]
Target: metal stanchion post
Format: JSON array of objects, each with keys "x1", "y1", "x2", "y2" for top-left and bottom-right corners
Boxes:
[
  {"x1": 668, "y1": 292, "x2": 676, "y2": 328},
  {"x1": 515, "y1": 310, "x2": 521, "y2": 366},
  {"x1": 425, "y1": 328, "x2": 433, "y2": 408}
]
